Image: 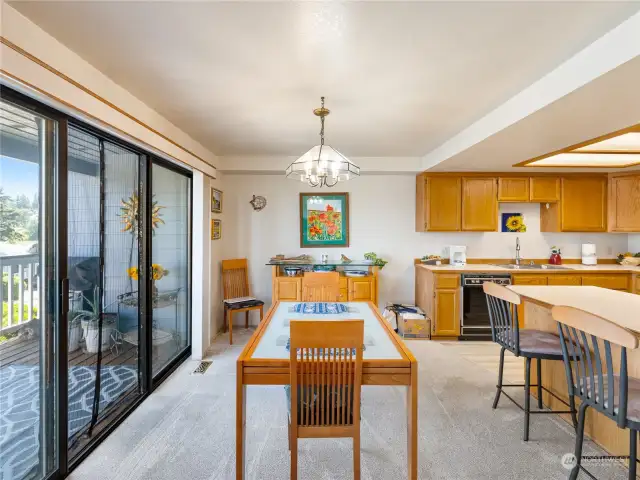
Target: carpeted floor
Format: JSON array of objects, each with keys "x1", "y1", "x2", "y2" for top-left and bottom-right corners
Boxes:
[{"x1": 68, "y1": 331, "x2": 628, "y2": 480}]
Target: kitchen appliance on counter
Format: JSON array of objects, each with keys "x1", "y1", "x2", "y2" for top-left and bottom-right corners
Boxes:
[
  {"x1": 582, "y1": 243, "x2": 597, "y2": 266},
  {"x1": 460, "y1": 274, "x2": 511, "y2": 340},
  {"x1": 448, "y1": 246, "x2": 467, "y2": 267}
]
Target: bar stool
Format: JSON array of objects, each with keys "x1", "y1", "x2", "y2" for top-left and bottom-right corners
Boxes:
[
  {"x1": 483, "y1": 282, "x2": 577, "y2": 441},
  {"x1": 553, "y1": 305, "x2": 640, "y2": 480}
]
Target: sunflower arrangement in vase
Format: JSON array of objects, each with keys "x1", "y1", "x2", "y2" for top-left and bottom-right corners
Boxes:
[{"x1": 127, "y1": 264, "x2": 169, "y2": 297}]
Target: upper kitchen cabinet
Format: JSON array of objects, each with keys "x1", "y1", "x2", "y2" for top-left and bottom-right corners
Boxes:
[
  {"x1": 462, "y1": 177, "x2": 498, "y2": 231},
  {"x1": 416, "y1": 175, "x2": 461, "y2": 231},
  {"x1": 529, "y1": 177, "x2": 560, "y2": 202},
  {"x1": 608, "y1": 173, "x2": 640, "y2": 232},
  {"x1": 498, "y1": 177, "x2": 529, "y2": 202},
  {"x1": 541, "y1": 176, "x2": 608, "y2": 232}
]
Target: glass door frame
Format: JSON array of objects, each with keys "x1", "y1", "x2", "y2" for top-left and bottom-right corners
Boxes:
[
  {"x1": 147, "y1": 157, "x2": 193, "y2": 388},
  {"x1": 1, "y1": 84, "x2": 67, "y2": 480},
  {"x1": 0, "y1": 85, "x2": 193, "y2": 478}
]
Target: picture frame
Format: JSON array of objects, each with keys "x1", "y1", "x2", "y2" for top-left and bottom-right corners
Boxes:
[
  {"x1": 211, "y1": 188, "x2": 223, "y2": 213},
  {"x1": 211, "y1": 219, "x2": 221, "y2": 240},
  {"x1": 299, "y1": 192, "x2": 349, "y2": 248}
]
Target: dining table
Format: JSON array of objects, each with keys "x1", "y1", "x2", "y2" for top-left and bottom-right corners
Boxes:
[{"x1": 235, "y1": 301, "x2": 418, "y2": 479}]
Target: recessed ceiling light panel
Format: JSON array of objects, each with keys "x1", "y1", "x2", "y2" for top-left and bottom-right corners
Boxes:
[
  {"x1": 526, "y1": 153, "x2": 640, "y2": 168},
  {"x1": 573, "y1": 132, "x2": 640, "y2": 153}
]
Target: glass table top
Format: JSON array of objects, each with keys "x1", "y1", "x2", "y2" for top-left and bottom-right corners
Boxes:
[{"x1": 251, "y1": 302, "x2": 403, "y2": 360}]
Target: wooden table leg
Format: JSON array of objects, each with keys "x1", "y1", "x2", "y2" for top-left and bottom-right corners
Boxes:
[
  {"x1": 259, "y1": 305, "x2": 264, "y2": 322},
  {"x1": 228, "y1": 309, "x2": 233, "y2": 345},
  {"x1": 236, "y1": 362, "x2": 246, "y2": 480},
  {"x1": 407, "y1": 363, "x2": 418, "y2": 480}
]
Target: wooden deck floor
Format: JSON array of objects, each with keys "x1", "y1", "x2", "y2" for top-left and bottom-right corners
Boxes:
[{"x1": 0, "y1": 334, "x2": 177, "y2": 370}]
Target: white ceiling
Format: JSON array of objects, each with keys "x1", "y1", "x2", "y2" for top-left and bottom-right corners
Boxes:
[
  {"x1": 8, "y1": 1, "x2": 640, "y2": 159},
  {"x1": 429, "y1": 55, "x2": 640, "y2": 172}
]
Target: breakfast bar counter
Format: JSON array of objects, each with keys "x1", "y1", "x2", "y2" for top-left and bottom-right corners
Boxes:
[{"x1": 508, "y1": 285, "x2": 640, "y2": 459}]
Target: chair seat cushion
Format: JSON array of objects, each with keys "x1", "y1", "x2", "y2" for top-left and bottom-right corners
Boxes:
[
  {"x1": 579, "y1": 375, "x2": 640, "y2": 423},
  {"x1": 224, "y1": 297, "x2": 264, "y2": 309},
  {"x1": 518, "y1": 329, "x2": 563, "y2": 357}
]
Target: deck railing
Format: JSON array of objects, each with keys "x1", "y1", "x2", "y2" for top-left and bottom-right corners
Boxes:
[{"x1": 1, "y1": 254, "x2": 39, "y2": 336}]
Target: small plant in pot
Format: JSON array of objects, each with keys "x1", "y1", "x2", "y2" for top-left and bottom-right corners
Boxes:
[
  {"x1": 72, "y1": 287, "x2": 117, "y2": 354},
  {"x1": 68, "y1": 315, "x2": 83, "y2": 353}
]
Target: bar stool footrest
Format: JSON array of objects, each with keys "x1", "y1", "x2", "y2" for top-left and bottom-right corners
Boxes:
[{"x1": 497, "y1": 384, "x2": 574, "y2": 414}]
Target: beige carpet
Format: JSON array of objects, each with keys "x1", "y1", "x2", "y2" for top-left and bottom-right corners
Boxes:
[{"x1": 68, "y1": 331, "x2": 627, "y2": 480}]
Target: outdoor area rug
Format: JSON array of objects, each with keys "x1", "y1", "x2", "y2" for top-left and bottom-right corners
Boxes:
[{"x1": 0, "y1": 364, "x2": 137, "y2": 479}]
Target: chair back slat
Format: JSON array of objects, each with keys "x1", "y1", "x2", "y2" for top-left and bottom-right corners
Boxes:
[
  {"x1": 221, "y1": 258, "x2": 250, "y2": 300},
  {"x1": 553, "y1": 305, "x2": 639, "y2": 428},
  {"x1": 301, "y1": 272, "x2": 340, "y2": 302},
  {"x1": 484, "y1": 283, "x2": 520, "y2": 355},
  {"x1": 290, "y1": 320, "x2": 363, "y2": 430}
]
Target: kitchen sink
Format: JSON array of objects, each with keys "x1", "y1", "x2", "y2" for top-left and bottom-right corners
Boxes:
[{"x1": 492, "y1": 264, "x2": 572, "y2": 270}]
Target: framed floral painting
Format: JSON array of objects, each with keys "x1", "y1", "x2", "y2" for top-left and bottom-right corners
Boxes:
[{"x1": 300, "y1": 193, "x2": 349, "y2": 247}]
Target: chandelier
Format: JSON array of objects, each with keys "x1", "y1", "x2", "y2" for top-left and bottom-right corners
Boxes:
[{"x1": 286, "y1": 97, "x2": 360, "y2": 187}]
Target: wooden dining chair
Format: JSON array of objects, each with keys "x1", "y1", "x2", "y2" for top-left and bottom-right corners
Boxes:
[
  {"x1": 221, "y1": 258, "x2": 264, "y2": 345},
  {"x1": 288, "y1": 320, "x2": 364, "y2": 480},
  {"x1": 301, "y1": 272, "x2": 340, "y2": 302}
]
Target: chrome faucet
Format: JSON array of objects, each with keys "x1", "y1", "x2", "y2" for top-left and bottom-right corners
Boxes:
[{"x1": 515, "y1": 237, "x2": 521, "y2": 265}]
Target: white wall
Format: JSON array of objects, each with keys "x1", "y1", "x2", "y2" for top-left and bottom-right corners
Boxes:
[
  {"x1": 630, "y1": 235, "x2": 640, "y2": 252},
  {"x1": 223, "y1": 174, "x2": 629, "y2": 315}
]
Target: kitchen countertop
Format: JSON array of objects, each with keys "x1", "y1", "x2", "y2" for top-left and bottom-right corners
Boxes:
[
  {"x1": 508, "y1": 286, "x2": 640, "y2": 333},
  {"x1": 415, "y1": 263, "x2": 640, "y2": 274}
]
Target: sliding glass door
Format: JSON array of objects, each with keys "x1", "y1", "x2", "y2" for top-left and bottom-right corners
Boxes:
[
  {"x1": 1, "y1": 85, "x2": 192, "y2": 477},
  {"x1": 0, "y1": 98, "x2": 60, "y2": 479},
  {"x1": 151, "y1": 163, "x2": 191, "y2": 379},
  {"x1": 66, "y1": 126, "x2": 143, "y2": 460}
]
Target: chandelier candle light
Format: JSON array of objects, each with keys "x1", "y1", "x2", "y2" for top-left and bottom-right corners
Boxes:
[{"x1": 286, "y1": 97, "x2": 360, "y2": 187}]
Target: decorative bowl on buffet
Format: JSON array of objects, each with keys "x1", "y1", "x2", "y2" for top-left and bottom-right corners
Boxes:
[
  {"x1": 313, "y1": 265, "x2": 337, "y2": 273},
  {"x1": 283, "y1": 267, "x2": 302, "y2": 277}
]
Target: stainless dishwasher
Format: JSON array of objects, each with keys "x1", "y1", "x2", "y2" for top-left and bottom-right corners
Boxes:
[{"x1": 460, "y1": 274, "x2": 511, "y2": 340}]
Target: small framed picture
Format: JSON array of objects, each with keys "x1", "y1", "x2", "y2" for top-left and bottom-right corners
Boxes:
[
  {"x1": 211, "y1": 188, "x2": 223, "y2": 213},
  {"x1": 211, "y1": 219, "x2": 222, "y2": 240}
]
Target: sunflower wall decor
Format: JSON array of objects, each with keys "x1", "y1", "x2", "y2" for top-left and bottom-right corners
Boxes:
[
  {"x1": 119, "y1": 191, "x2": 165, "y2": 234},
  {"x1": 502, "y1": 213, "x2": 527, "y2": 233}
]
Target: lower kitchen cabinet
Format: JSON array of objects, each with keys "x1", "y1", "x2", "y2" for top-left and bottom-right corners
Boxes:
[
  {"x1": 349, "y1": 277, "x2": 375, "y2": 302},
  {"x1": 547, "y1": 275, "x2": 582, "y2": 286},
  {"x1": 635, "y1": 275, "x2": 640, "y2": 295},
  {"x1": 275, "y1": 277, "x2": 302, "y2": 301},
  {"x1": 433, "y1": 289, "x2": 460, "y2": 337}
]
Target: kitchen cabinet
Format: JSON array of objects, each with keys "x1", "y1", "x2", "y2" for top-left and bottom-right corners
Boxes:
[
  {"x1": 498, "y1": 177, "x2": 530, "y2": 202},
  {"x1": 462, "y1": 177, "x2": 498, "y2": 231},
  {"x1": 511, "y1": 275, "x2": 548, "y2": 286},
  {"x1": 635, "y1": 275, "x2": 640, "y2": 295},
  {"x1": 547, "y1": 275, "x2": 582, "y2": 286},
  {"x1": 414, "y1": 269, "x2": 461, "y2": 338},
  {"x1": 541, "y1": 176, "x2": 608, "y2": 232},
  {"x1": 433, "y1": 289, "x2": 460, "y2": 337},
  {"x1": 581, "y1": 274, "x2": 629, "y2": 291},
  {"x1": 416, "y1": 175, "x2": 461, "y2": 231},
  {"x1": 608, "y1": 173, "x2": 640, "y2": 232},
  {"x1": 529, "y1": 177, "x2": 560, "y2": 202}
]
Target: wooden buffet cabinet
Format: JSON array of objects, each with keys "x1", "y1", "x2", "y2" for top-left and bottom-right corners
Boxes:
[
  {"x1": 270, "y1": 265, "x2": 379, "y2": 304},
  {"x1": 416, "y1": 172, "x2": 640, "y2": 233}
]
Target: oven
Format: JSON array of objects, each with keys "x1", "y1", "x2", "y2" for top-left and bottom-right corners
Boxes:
[{"x1": 460, "y1": 274, "x2": 511, "y2": 340}]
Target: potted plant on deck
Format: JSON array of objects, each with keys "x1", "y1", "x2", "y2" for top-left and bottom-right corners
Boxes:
[{"x1": 72, "y1": 286, "x2": 117, "y2": 353}]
